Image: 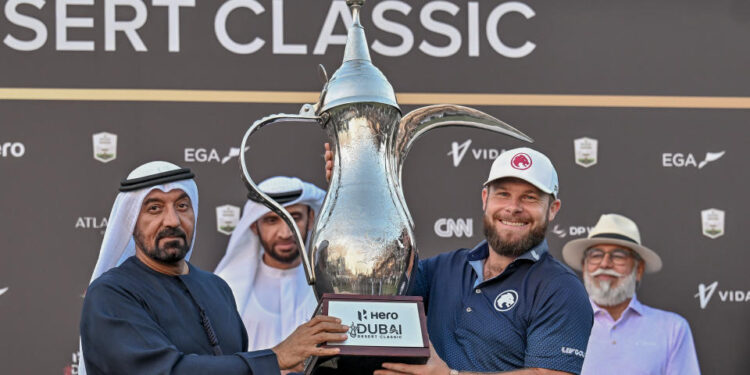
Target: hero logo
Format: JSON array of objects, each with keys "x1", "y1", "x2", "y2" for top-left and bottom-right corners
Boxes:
[
  {"x1": 552, "y1": 224, "x2": 593, "y2": 239},
  {"x1": 434, "y1": 218, "x2": 473, "y2": 238},
  {"x1": 447, "y1": 140, "x2": 506, "y2": 167},
  {"x1": 510, "y1": 153, "x2": 532, "y2": 170},
  {"x1": 185, "y1": 147, "x2": 248, "y2": 164},
  {"x1": 695, "y1": 281, "x2": 750, "y2": 309},
  {"x1": 494, "y1": 290, "x2": 518, "y2": 312},
  {"x1": 662, "y1": 151, "x2": 725, "y2": 169},
  {"x1": 0, "y1": 142, "x2": 26, "y2": 158}
]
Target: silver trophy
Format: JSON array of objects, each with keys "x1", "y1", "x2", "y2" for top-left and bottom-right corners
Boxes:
[
  {"x1": 240, "y1": 0, "x2": 531, "y2": 300},
  {"x1": 240, "y1": 1, "x2": 531, "y2": 371}
]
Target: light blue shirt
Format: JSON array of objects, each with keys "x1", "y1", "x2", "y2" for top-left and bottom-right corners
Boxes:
[{"x1": 582, "y1": 294, "x2": 701, "y2": 375}]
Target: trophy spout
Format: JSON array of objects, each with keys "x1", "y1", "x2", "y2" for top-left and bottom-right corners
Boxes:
[{"x1": 392, "y1": 104, "x2": 533, "y2": 183}]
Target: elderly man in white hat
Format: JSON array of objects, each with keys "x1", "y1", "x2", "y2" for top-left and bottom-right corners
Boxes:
[
  {"x1": 79, "y1": 162, "x2": 347, "y2": 375},
  {"x1": 562, "y1": 213, "x2": 701, "y2": 375},
  {"x1": 215, "y1": 176, "x2": 325, "y2": 352}
]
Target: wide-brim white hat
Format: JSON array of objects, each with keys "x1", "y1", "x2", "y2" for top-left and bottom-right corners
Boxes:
[{"x1": 562, "y1": 213, "x2": 662, "y2": 273}]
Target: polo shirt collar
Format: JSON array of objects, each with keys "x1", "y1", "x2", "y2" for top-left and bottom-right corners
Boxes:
[
  {"x1": 468, "y1": 240, "x2": 549, "y2": 288},
  {"x1": 628, "y1": 293, "x2": 644, "y2": 315},
  {"x1": 590, "y1": 293, "x2": 644, "y2": 318},
  {"x1": 466, "y1": 240, "x2": 549, "y2": 262}
]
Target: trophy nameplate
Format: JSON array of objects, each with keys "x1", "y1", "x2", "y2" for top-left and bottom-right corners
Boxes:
[{"x1": 305, "y1": 294, "x2": 429, "y2": 375}]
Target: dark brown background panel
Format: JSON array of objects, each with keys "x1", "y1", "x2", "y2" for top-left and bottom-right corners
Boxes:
[{"x1": 0, "y1": 1, "x2": 747, "y2": 374}]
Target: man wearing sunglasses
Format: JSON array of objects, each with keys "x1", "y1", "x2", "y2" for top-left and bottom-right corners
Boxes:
[{"x1": 562, "y1": 214, "x2": 700, "y2": 375}]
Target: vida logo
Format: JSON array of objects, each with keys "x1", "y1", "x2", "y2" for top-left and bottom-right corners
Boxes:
[{"x1": 695, "y1": 281, "x2": 750, "y2": 309}]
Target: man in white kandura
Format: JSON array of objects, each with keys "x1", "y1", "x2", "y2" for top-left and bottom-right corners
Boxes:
[{"x1": 215, "y1": 176, "x2": 325, "y2": 351}]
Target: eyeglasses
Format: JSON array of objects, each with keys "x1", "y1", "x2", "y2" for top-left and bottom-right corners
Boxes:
[{"x1": 584, "y1": 248, "x2": 635, "y2": 266}]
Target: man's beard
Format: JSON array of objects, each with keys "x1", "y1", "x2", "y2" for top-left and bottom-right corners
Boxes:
[
  {"x1": 261, "y1": 230, "x2": 308, "y2": 265},
  {"x1": 483, "y1": 213, "x2": 548, "y2": 258},
  {"x1": 134, "y1": 226, "x2": 190, "y2": 264},
  {"x1": 583, "y1": 266, "x2": 638, "y2": 306}
]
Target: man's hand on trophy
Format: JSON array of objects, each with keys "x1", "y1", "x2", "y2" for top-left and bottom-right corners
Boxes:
[
  {"x1": 271, "y1": 315, "x2": 349, "y2": 371},
  {"x1": 374, "y1": 341, "x2": 451, "y2": 375},
  {"x1": 324, "y1": 142, "x2": 334, "y2": 183}
]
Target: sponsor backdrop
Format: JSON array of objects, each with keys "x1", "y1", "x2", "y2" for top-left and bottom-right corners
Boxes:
[{"x1": 0, "y1": 0, "x2": 748, "y2": 373}]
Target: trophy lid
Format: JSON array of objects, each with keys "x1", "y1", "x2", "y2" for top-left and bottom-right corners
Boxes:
[{"x1": 319, "y1": 0, "x2": 400, "y2": 113}]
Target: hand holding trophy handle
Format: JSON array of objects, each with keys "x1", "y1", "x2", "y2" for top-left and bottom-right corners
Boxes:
[{"x1": 239, "y1": 109, "x2": 324, "y2": 286}]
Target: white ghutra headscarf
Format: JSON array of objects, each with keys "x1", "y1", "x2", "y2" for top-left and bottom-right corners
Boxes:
[
  {"x1": 79, "y1": 161, "x2": 199, "y2": 375},
  {"x1": 214, "y1": 176, "x2": 325, "y2": 350}
]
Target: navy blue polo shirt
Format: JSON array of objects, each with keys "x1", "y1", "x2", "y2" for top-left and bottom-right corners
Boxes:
[{"x1": 413, "y1": 240, "x2": 593, "y2": 373}]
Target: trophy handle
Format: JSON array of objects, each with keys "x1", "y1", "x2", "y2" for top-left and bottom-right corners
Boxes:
[
  {"x1": 239, "y1": 113, "x2": 324, "y2": 286},
  {"x1": 393, "y1": 104, "x2": 534, "y2": 183}
]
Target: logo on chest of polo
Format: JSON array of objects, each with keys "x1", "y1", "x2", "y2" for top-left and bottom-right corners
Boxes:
[{"x1": 494, "y1": 290, "x2": 519, "y2": 312}]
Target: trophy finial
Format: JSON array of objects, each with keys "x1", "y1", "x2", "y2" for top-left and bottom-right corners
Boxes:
[
  {"x1": 319, "y1": 0, "x2": 398, "y2": 113},
  {"x1": 342, "y1": 0, "x2": 369, "y2": 62},
  {"x1": 346, "y1": 0, "x2": 365, "y2": 7}
]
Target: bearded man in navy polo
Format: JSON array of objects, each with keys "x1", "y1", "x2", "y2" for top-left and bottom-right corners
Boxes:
[{"x1": 376, "y1": 147, "x2": 593, "y2": 375}]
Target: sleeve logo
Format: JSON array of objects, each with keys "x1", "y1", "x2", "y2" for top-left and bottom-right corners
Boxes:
[{"x1": 561, "y1": 346, "x2": 585, "y2": 358}]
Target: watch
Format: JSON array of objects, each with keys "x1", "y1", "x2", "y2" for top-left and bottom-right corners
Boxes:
[{"x1": 449, "y1": 370, "x2": 459, "y2": 375}]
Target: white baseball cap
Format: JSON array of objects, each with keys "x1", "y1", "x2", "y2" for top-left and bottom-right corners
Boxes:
[{"x1": 483, "y1": 147, "x2": 559, "y2": 197}]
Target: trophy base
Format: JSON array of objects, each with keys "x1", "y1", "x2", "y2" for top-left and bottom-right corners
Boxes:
[
  {"x1": 305, "y1": 354, "x2": 427, "y2": 375},
  {"x1": 304, "y1": 294, "x2": 429, "y2": 374}
]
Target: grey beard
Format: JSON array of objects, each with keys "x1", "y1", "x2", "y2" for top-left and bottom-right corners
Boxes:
[{"x1": 584, "y1": 266, "x2": 638, "y2": 306}]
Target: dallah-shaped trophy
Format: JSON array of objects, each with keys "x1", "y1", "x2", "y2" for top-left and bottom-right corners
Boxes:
[{"x1": 239, "y1": 1, "x2": 531, "y2": 373}]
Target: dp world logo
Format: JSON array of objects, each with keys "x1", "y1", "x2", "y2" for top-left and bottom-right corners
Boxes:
[{"x1": 494, "y1": 290, "x2": 519, "y2": 312}]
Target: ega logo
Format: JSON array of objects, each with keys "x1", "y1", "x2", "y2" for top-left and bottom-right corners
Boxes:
[{"x1": 662, "y1": 151, "x2": 725, "y2": 169}]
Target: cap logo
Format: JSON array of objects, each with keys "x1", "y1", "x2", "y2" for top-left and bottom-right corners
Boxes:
[{"x1": 510, "y1": 153, "x2": 532, "y2": 170}]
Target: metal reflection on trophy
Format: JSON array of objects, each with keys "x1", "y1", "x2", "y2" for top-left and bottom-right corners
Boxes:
[
  {"x1": 239, "y1": 0, "x2": 532, "y2": 300},
  {"x1": 239, "y1": 1, "x2": 531, "y2": 372}
]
